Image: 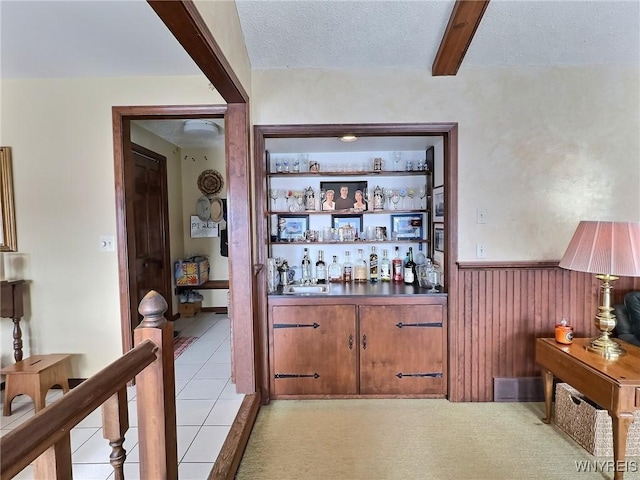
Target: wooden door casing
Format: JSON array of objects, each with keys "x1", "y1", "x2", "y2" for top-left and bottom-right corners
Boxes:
[
  {"x1": 271, "y1": 304, "x2": 357, "y2": 395},
  {"x1": 359, "y1": 304, "x2": 446, "y2": 395}
]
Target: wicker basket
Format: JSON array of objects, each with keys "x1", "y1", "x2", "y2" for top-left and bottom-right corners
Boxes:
[{"x1": 555, "y1": 383, "x2": 640, "y2": 456}]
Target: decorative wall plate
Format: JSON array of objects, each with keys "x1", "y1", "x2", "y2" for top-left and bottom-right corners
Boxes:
[{"x1": 197, "y1": 169, "x2": 224, "y2": 196}]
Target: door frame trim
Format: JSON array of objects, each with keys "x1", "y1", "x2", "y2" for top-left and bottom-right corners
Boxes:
[{"x1": 112, "y1": 105, "x2": 227, "y2": 355}]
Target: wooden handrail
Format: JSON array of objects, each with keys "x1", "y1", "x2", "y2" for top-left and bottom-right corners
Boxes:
[
  {"x1": 0, "y1": 290, "x2": 178, "y2": 480},
  {"x1": 0, "y1": 340, "x2": 157, "y2": 478}
]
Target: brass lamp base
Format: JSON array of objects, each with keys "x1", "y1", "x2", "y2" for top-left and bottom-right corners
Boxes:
[
  {"x1": 585, "y1": 273, "x2": 626, "y2": 359},
  {"x1": 585, "y1": 334, "x2": 626, "y2": 359}
]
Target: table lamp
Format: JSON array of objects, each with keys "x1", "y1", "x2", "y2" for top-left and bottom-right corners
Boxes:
[{"x1": 558, "y1": 221, "x2": 640, "y2": 359}]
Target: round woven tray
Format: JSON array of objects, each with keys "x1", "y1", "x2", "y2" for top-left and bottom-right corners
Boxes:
[{"x1": 197, "y1": 169, "x2": 224, "y2": 196}]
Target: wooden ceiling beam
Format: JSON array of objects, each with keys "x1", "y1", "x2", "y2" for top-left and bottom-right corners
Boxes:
[
  {"x1": 147, "y1": 0, "x2": 248, "y2": 103},
  {"x1": 432, "y1": 0, "x2": 490, "y2": 76}
]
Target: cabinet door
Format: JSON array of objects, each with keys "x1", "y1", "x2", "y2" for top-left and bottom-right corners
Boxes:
[
  {"x1": 359, "y1": 304, "x2": 445, "y2": 395},
  {"x1": 272, "y1": 305, "x2": 357, "y2": 395}
]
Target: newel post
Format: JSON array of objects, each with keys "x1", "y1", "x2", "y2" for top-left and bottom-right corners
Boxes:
[{"x1": 134, "y1": 291, "x2": 178, "y2": 480}]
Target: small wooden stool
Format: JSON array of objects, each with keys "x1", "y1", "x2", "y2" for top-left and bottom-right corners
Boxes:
[{"x1": 1, "y1": 354, "x2": 71, "y2": 416}]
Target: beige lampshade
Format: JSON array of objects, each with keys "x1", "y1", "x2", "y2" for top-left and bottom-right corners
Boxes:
[{"x1": 559, "y1": 221, "x2": 640, "y2": 276}]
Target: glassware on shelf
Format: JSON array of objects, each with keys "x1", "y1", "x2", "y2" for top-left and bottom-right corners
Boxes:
[
  {"x1": 418, "y1": 185, "x2": 427, "y2": 209},
  {"x1": 398, "y1": 188, "x2": 407, "y2": 209},
  {"x1": 391, "y1": 190, "x2": 400, "y2": 210},
  {"x1": 407, "y1": 187, "x2": 416, "y2": 209},
  {"x1": 269, "y1": 188, "x2": 279, "y2": 210},
  {"x1": 393, "y1": 151, "x2": 402, "y2": 171},
  {"x1": 276, "y1": 159, "x2": 283, "y2": 173},
  {"x1": 384, "y1": 188, "x2": 394, "y2": 210}
]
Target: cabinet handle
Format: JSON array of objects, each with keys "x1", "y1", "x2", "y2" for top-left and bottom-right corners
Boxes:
[
  {"x1": 362, "y1": 334, "x2": 367, "y2": 350},
  {"x1": 348, "y1": 334, "x2": 353, "y2": 350}
]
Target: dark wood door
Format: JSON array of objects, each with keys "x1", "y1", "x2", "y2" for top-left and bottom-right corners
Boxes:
[
  {"x1": 359, "y1": 304, "x2": 445, "y2": 395},
  {"x1": 271, "y1": 304, "x2": 357, "y2": 395},
  {"x1": 131, "y1": 144, "x2": 171, "y2": 327}
]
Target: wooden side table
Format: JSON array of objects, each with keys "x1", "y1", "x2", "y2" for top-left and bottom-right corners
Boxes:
[{"x1": 535, "y1": 338, "x2": 640, "y2": 480}]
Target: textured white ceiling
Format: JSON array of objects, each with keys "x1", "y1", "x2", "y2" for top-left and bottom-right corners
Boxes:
[
  {"x1": 2, "y1": 0, "x2": 637, "y2": 148},
  {"x1": 235, "y1": 0, "x2": 640, "y2": 70}
]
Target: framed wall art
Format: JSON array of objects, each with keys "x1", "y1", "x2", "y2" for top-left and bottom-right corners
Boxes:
[
  {"x1": 391, "y1": 213, "x2": 424, "y2": 240},
  {"x1": 432, "y1": 185, "x2": 444, "y2": 223},
  {"x1": 320, "y1": 180, "x2": 368, "y2": 211},
  {"x1": 277, "y1": 214, "x2": 309, "y2": 242},
  {"x1": 434, "y1": 224, "x2": 445, "y2": 252},
  {"x1": 332, "y1": 214, "x2": 363, "y2": 232}
]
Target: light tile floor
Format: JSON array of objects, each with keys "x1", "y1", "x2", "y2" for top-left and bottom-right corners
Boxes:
[{"x1": 1, "y1": 312, "x2": 243, "y2": 480}]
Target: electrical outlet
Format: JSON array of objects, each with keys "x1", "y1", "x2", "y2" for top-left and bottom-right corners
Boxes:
[
  {"x1": 476, "y1": 208, "x2": 486, "y2": 224},
  {"x1": 100, "y1": 236, "x2": 115, "y2": 252},
  {"x1": 476, "y1": 243, "x2": 486, "y2": 259}
]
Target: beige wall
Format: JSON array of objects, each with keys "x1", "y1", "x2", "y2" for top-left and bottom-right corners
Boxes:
[
  {"x1": 181, "y1": 146, "x2": 229, "y2": 308},
  {"x1": 0, "y1": 75, "x2": 223, "y2": 375},
  {"x1": 194, "y1": 0, "x2": 252, "y2": 95},
  {"x1": 250, "y1": 65, "x2": 640, "y2": 261}
]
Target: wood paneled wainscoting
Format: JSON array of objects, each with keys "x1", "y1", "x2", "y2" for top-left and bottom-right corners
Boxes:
[{"x1": 450, "y1": 262, "x2": 640, "y2": 402}]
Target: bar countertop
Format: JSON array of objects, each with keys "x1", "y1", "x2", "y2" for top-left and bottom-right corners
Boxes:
[{"x1": 269, "y1": 282, "x2": 446, "y2": 297}]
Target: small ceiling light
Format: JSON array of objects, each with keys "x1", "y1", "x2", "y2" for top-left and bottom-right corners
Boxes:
[
  {"x1": 339, "y1": 134, "x2": 357, "y2": 143},
  {"x1": 183, "y1": 119, "x2": 221, "y2": 135}
]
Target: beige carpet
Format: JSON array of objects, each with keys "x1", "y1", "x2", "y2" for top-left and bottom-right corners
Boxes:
[{"x1": 236, "y1": 399, "x2": 640, "y2": 480}]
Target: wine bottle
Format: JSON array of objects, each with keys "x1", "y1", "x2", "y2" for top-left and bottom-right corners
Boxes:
[
  {"x1": 316, "y1": 250, "x2": 326, "y2": 284},
  {"x1": 404, "y1": 247, "x2": 416, "y2": 285},
  {"x1": 369, "y1": 246, "x2": 379, "y2": 282},
  {"x1": 354, "y1": 248, "x2": 367, "y2": 283},
  {"x1": 301, "y1": 247, "x2": 312, "y2": 282},
  {"x1": 342, "y1": 251, "x2": 353, "y2": 283},
  {"x1": 392, "y1": 246, "x2": 403, "y2": 283},
  {"x1": 328, "y1": 255, "x2": 342, "y2": 283},
  {"x1": 380, "y1": 249, "x2": 391, "y2": 282}
]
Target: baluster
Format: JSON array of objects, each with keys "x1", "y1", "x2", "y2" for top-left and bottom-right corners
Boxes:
[
  {"x1": 33, "y1": 432, "x2": 72, "y2": 479},
  {"x1": 102, "y1": 388, "x2": 129, "y2": 480},
  {"x1": 134, "y1": 291, "x2": 178, "y2": 480}
]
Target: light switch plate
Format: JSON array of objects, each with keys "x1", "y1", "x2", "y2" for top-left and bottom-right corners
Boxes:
[{"x1": 100, "y1": 236, "x2": 115, "y2": 252}]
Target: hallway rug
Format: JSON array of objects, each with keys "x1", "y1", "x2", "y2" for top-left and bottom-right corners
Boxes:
[{"x1": 173, "y1": 336, "x2": 197, "y2": 359}]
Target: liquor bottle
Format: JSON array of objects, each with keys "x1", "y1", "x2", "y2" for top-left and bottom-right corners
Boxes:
[
  {"x1": 342, "y1": 251, "x2": 353, "y2": 283},
  {"x1": 354, "y1": 248, "x2": 367, "y2": 283},
  {"x1": 380, "y1": 249, "x2": 391, "y2": 282},
  {"x1": 415, "y1": 243, "x2": 427, "y2": 265},
  {"x1": 404, "y1": 247, "x2": 416, "y2": 285},
  {"x1": 316, "y1": 250, "x2": 327, "y2": 284},
  {"x1": 301, "y1": 247, "x2": 312, "y2": 282},
  {"x1": 369, "y1": 246, "x2": 379, "y2": 282},
  {"x1": 328, "y1": 255, "x2": 342, "y2": 283},
  {"x1": 392, "y1": 246, "x2": 403, "y2": 282}
]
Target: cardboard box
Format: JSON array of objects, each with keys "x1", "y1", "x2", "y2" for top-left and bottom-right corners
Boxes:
[
  {"x1": 179, "y1": 301, "x2": 202, "y2": 318},
  {"x1": 555, "y1": 383, "x2": 640, "y2": 456},
  {"x1": 175, "y1": 258, "x2": 209, "y2": 286}
]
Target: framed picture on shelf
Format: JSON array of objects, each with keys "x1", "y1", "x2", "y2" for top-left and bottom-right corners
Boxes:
[
  {"x1": 434, "y1": 224, "x2": 445, "y2": 252},
  {"x1": 332, "y1": 214, "x2": 363, "y2": 232},
  {"x1": 390, "y1": 213, "x2": 424, "y2": 240},
  {"x1": 433, "y1": 186, "x2": 444, "y2": 222},
  {"x1": 277, "y1": 214, "x2": 309, "y2": 242},
  {"x1": 320, "y1": 180, "x2": 368, "y2": 211}
]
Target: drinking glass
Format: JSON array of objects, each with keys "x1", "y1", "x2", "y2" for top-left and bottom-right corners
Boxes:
[
  {"x1": 407, "y1": 187, "x2": 416, "y2": 209},
  {"x1": 391, "y1": 190, "x2": 400, "y2": 210},
  {"x1": 418, "y1": 185, "x2": 427, "y2": 209},
  {"x1": 398, "y1": 188, "x2": 407, "y2": 209},
  {"x1": 384, "y1": 188, "x2": 394, "y2": 210},
  {"x1": 269, "y1": 188, "x2": 279, "y2": 210},
  {"x1": 393, "y1": 151, "x2": 402, "y2": 172}
]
